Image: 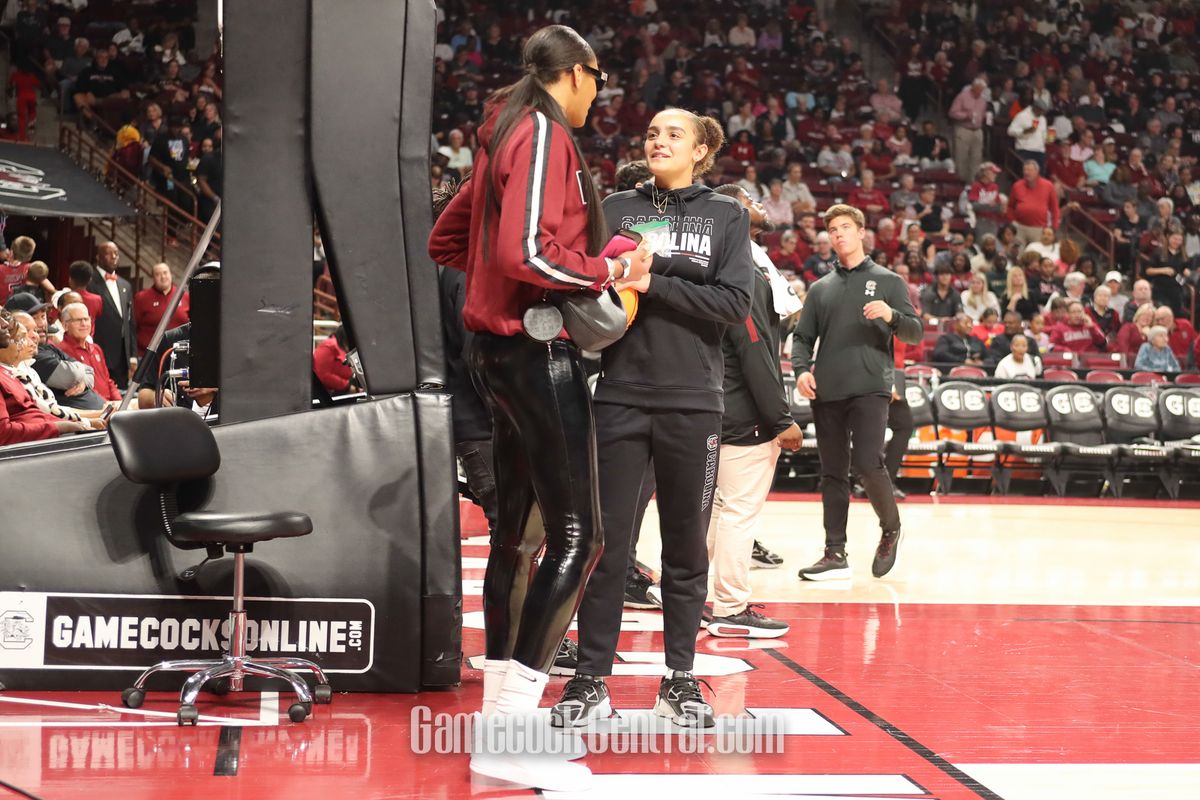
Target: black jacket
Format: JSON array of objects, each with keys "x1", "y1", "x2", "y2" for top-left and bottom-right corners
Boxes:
[
  {"x1": 88, "y1": 268, "x2": 135, "y2": 382},
  {"x1": 720, "y1": 264, "x2": 793, "y2": 445},
  {"x1": 932, "y1": 332, "x2": 985, "y2": 365},
  {"x1": 791, "y1": 255, "x2": 922, "y2": 402},
  {"x1": 595, "y1": 183, "x2": 754, "y2": 412}
]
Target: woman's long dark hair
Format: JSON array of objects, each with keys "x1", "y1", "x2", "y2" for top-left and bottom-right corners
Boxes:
[{"x1": 482, "y1": 25, "x2": 607, "y2": 256}]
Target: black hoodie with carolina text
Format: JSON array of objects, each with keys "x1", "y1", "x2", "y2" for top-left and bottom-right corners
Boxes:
[{"x1": 595, "y1": 183, "x2": 754, "y2": 413}]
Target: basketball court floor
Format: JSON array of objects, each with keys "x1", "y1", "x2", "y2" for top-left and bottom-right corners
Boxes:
[{"x1": 2, "y1": 494, "x2": 1197, "y2": 799}]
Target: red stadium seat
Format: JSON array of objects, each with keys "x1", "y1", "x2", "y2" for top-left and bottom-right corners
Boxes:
[
  {"x1": 905, "y1": 364, "x2": 940, "y2": 383},
  {"x1": 1042, "y1": 351, "x2": 1076, "y2": 368},
  {"x1": 1175, "y1": 373, "x2": 1200, "y2": 385},
  {"x1": 1043, "y1": 368, "x2": 1079, "y2": 382},
  {"x1": 1085, "y1": 370, "x2": 1125, "y2": 383},
  {"x1": 949, "y1": 365, "x2": 986, "y2": 378},
  {"x1": 1131, "y1": 371, "x2": 1166, "y2": 385},
  {"x1": 1082, "y1": 352, "x2": 1126, "y2": 369}
]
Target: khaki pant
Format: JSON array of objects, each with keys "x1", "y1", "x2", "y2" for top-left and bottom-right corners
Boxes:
[
  {"x1": 1014, "y1": 223, "x2": 1045, "y2": 248},
  {"x1": 953, "y1": 125, "x2": 983, "y2": 183},
  {"x1": 706, "y1": 440, "x2": 781, "y2": 617}
]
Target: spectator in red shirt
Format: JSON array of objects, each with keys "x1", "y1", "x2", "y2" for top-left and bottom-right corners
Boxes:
[
  {"x1": 860, "y1": 139, "x2": 895, "y2": 179},
  {"x1": 847, "y1": 169, "x2": 889, "y2": 218},
  {"x1": 133, "y1": 263, "x2": 189, "y2": 355},
  {"x1": 7, "y1": 68, "x2": 40, "y2": 140},
  {"x1": 727, "y1": 129, "x2": 756, "y2": 163},
  {"x1": 0, "y1": 313, "x2": 86, "y2": 444},
  {"x1": 1047, "y1": 142, "x2": 1085, "y2": 199},
  {"x1": 875, "y1": 218, "x2": 902, "y2": 264},
  {"x1": 1154, "y1": 306, "x2": 1197, "y2": 361},
  {"x1": 66, "y1": 261, "x2": 103, "y2": 336},
  {"x1": 968, "y1": 162, "x2": 1007, "y2": 238},
  {"x1": 1008, "y1": 160, "x2": 1060, "y2": 247},
  {"x1": 56, "y1": 303, "x2": 121, "y2": 401},
  {"x1": 313, "y1": 325, "x2": 357, "y2": 394},
  {"x1": 1050, "y1": 300, "x2": 1108, "y2": 353},
  {"x1": 768, "y1": 229, "x2": 805, "y2": 275},
  {"x1": 1115, "y1": 303, "x2": 1155, "y2": 358}
]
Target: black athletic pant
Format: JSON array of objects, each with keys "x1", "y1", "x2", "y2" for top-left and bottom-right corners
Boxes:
[
  {"x1": 456, "y1": 440, "x2": 498, "y2": 535},
  {"x1": 884, "y1": 396, "x2": 914, "y2": 482},
  {"x1": 469, "y1": 333, "x2": 603, "y2": 674},
  {"x1": 813, "y1": 394, "x2": 902, "y2": 551},
  {"x1": 627, "y1": 464, "x2": 656, "y2": 581},
  {"x1": 576, "y1": 403, "x2": 721, "y2": 677}
]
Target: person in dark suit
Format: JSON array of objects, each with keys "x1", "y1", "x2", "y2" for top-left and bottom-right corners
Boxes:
[{"x1": 88, "y1": 242, "x2": 136, "y2": 388}]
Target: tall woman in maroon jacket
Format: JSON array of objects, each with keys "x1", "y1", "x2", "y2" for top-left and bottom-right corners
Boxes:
[{"x1": 428, "y1": 25, "x2": 649, "y2": 728}]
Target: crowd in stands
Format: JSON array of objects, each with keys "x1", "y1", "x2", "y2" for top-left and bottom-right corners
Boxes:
[
  {"x1": 430, "y1": 0, "x2": 1200, "y2": 378},
  {"x1": 2, "y1": 0, "x2": 223, "y2": 223},
  {"x1": 0, "y1": 233, "x2": 193, "y2": 445}
]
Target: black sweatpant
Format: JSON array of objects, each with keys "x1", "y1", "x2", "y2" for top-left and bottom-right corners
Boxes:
[
  {"x1": 469, "y1": 333, "x2": 603, "y2": 674},
  {"x1": 813, "y1": 394, "x2": 902, "y2": 550},
  {"x1": 456, "y1": 439, "x2": 498, "y2": 535},
  {"x1": 884, "y1": 396, "x2": 915, "y2": 482},
  {"x1": 627, "y1": 463, "x2": 656, "y2": 581},
  {"x1": 576, "y1": 402, "x2": 721, "y2": 677}
]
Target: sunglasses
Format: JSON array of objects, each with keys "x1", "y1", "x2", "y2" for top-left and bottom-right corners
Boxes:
[{"x1": 580, "y1": 64, "x2": 608, "y2": 92}]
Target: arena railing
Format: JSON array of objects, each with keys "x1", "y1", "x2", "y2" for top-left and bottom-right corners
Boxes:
[{"x1": 59, "y1": 123, "x2": 218, "y2": 286}]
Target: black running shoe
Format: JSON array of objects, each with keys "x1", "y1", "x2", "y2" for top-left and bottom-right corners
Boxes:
[
  {"x1": 550, "y1": 674, "x2": 612, "y2": 728},
  {"x1": 653, "y1": 671, "x2": 715, "y2": 728},
  {"x1": 707, "y1": 605, "x2": 790, "y2": 639},
  {"x1": 851, "y1": 483, "x2": 867, "y2": 499},
  {"x1": 872, "y1": 529, "x2": 903, "y2": 578},
  {"x1": 550, "y1": 637, "x2": 578, "y2": 677},
  {"x1": 624, "y1": 569, "x2": 662, "y2": 609},
  {"x1": 750, "y1": 540, "x2": 784, "y2": 569},
  {"x1": 699, "y1": 603, "x2": 713, "y2": 629},
  {"x1": 797, "y1": 548, "x2": 851, "y2": 581},
  {"x1": 893, "y1": 486, "x2": 907, "y2": 500}
]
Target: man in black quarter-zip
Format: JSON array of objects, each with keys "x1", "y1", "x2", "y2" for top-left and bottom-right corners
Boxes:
[{"x1": 792, "y1": 204, "x2": 923, "y2": 581}]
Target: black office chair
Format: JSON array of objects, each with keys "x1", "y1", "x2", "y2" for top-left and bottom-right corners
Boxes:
[{"x1": 108, "y1": 407, "x2": 332, "y2": 725}]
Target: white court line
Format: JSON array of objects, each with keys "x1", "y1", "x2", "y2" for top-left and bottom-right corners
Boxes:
[
  {"x1": 259, "y1": 691, "x2": 279, "y2": 723},
  {"x1": 0, "y1": 694, "x2": 276, "y2": 727}
]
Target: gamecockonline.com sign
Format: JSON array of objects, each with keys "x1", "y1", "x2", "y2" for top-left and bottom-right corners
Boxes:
[{"x1": 0, "y1": 591, "x2": 375, "y2": 674}]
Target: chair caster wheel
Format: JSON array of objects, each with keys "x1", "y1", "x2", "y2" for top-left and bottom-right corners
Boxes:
[
  {"x1": 288, "y1": 703, "x2": 309, "y2": 723},
  {"x1": 208, "y1": 678, "x2": 230, "y2": 696},
  {"x1": 121, "y1": 688, "x2": 144, "y2": 709},
  {"x1": 178, "y1": 705, "x2": 199, "y2": 726},
  {"x1": 313, "y1": 684, "x2": 333, "y2": 705}
]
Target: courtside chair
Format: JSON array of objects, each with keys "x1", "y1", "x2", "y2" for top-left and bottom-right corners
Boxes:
[
  {"x1": 1044, "y1": 385, "x2": 1118, "y2": 496},
  {"x1": 1101, "y1": 386, "x2": 1173, "y2": 498},
  {"x1": 108, "y1": 407, "x2": 333, "y2": 725},
  {"x1": 989, "y1": 384, "x2": 1058, "y2": 495},
  {"x1": 1157, "y1": 387, "x2": 1200, "y2": 499},
  {"x1": 930, "y1": 381, "x2": 998, "y2": 494}
]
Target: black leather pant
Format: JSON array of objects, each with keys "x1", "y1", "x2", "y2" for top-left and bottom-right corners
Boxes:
[{"x1": 469, "y1": 333, "x2": 603, "y2": 674}]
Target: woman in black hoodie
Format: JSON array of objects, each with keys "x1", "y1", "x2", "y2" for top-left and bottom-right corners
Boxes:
[{"x1": 552, "y1": 108, "x2": 753, "y2": 730}]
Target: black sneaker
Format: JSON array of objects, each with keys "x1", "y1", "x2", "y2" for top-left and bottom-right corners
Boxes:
[
  {"x1": 797, "y1": 548, "x2": 851, "y2": 581},
  {"x1": 851, "y1": 482, "x2": 867, "y2": 499},
  {"x1": 653, "y1": 671, "x2": 715, "y2": 728},
  {"x1": 549, "y1": 674, "x2": 612, "y2": 728},
  {"x1": 699, "y1": 603, "x2": 713, "y2": 629},
  {"x1": 750, "y1": 540, "x2": 784, "y2": 569},
  {"x1": 624, "y1": 568, "x2": 663, "y2": 609},
  {"x1": 893, "y1": 486, "x2": 907, "y2": 500},
  {"x1": 872, "y1": 529, "x2": 903, "y2": 578},
  {"x1": 550, "y1": 637, "x2": 578, "y2": 677},
  {"x1": 707, "y1": 605, "x2": 790, "y2": 639}
]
